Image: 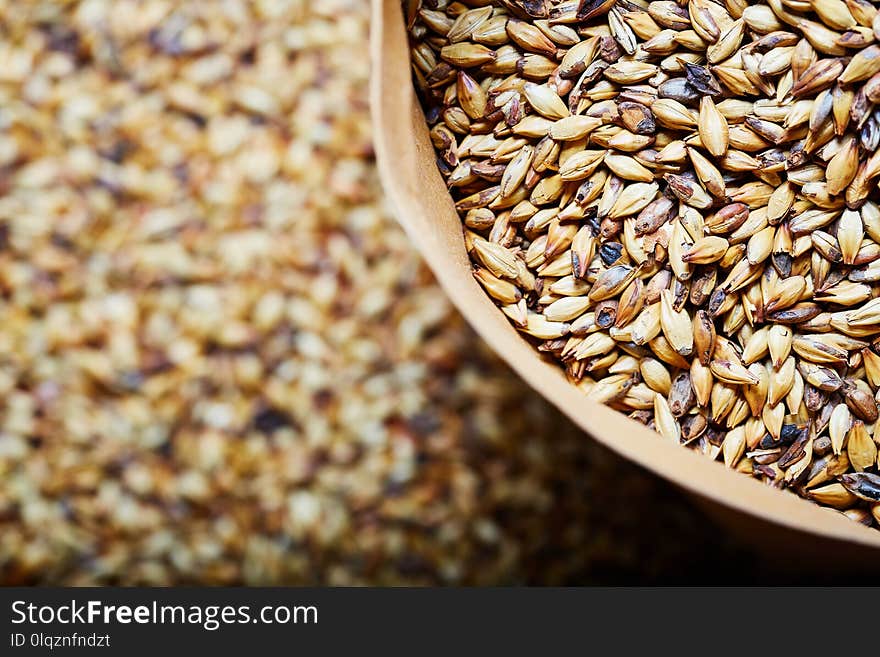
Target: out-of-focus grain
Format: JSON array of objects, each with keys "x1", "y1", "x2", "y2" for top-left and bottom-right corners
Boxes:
[{"x1": 0, "y1": 0, "x2": 745, "y2": 585}]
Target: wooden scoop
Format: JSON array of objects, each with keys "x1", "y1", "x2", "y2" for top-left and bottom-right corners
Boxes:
[{"x1": 369, "y1": 0, "x2": 880, "y2": 570}]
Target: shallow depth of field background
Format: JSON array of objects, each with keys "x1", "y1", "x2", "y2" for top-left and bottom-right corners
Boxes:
[{"x1": 0, "y1": 0, "x2": 759, "y2": 584}]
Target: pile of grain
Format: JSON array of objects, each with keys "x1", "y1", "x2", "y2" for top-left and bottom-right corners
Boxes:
[
  {"x1": 408, "y1": 0, "x2": 880, "y2": 526},
  {"x1": 0, "y1": 0, "x2": 740, "y2": 584}
]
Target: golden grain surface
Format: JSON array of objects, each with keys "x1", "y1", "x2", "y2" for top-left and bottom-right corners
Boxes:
[
  {"x1": 409, "y1": 0, "x2": 880, "y2": 528},
  {"x1": 0, "y1": 0, "x2": 745, "y2": 585}
]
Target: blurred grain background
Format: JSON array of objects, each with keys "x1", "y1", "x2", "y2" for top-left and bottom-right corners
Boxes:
[{"x1": 0, "y1": 0, "x2": 752, "y2": 584}]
